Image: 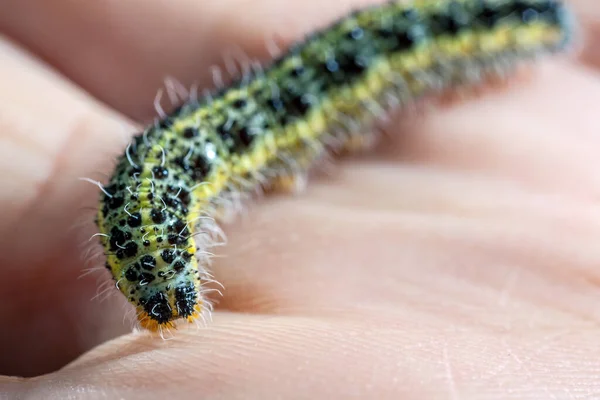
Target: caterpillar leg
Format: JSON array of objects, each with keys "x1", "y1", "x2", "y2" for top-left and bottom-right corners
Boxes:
[
  {"x1": 436, "y1": 57, "x2": 536, "y2": 107},
  {"x1": 268, "y1": 173, "x2": 308, "y2": 194},
  {"x1": 264, "y1": 138, "x2": 326, "y2": 195},
  {"x1": 209, "y1": 138, "x2": 325, "y2": 222},
  {"x1": 337, "y1": 130, "x2": 380, "y2": 154}
]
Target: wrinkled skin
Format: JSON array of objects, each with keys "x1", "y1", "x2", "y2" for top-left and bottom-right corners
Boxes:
[{"x1": 1, "y1": 0, "x2": 600, "y2": 398}]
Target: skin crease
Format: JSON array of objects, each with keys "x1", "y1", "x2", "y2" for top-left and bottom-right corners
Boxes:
[{"x1": 0, "y1": 0, "x2": 600, "y2": 397}]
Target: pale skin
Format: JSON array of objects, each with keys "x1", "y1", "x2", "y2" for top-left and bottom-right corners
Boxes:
[{"x1": 1, "y1": 0, "x2": 600, "y2": 398}]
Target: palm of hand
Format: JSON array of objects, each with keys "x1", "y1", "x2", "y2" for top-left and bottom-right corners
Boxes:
[{"x1": 1, "y1": 0, "x2": 600, "y2": 398}]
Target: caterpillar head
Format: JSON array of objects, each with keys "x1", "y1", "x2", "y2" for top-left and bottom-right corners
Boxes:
[{"x1": 136, "y1": 280, "x2": 201, "y2": 330}]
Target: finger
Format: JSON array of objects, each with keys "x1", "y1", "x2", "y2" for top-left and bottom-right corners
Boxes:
[
  {"x1": 6, "y1": 314, "x2": 600, "y2": 399},
  {"x1": 0, "y1": 0, "x2": 374, "y2": 121},
  {"x1": 569, "y1": 0, "x2": 600, "y2": 69},
  {"x1": 0, "y1": 35, "x2": 135, "y2": 377}
]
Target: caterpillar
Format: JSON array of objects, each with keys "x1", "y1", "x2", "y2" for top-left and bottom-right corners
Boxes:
[{"x1": 95, "y1": 0, "x2": 576, "y2": 331}]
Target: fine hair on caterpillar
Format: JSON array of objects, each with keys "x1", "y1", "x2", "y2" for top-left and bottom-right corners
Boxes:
[{"x1": 88, "y1": 0, "x2": 577, "y2": 332}]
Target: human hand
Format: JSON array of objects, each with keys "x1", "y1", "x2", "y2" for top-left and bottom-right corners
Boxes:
[{"x1": 1, "y1": 0, "x2": 600, "y2": 398}]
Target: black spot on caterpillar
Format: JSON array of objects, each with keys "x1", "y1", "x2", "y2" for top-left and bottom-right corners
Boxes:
[{"x1": 95, "y1": 0, "x2": 576, "y2": 331}]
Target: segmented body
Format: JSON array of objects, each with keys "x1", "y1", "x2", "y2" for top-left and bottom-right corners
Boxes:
[{"x1": 96, "y1": 0, "x2": 575, "y2": 331}]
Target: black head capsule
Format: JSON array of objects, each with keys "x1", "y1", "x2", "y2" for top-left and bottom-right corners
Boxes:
[
  {"x1": 141, "y1": 292, "x2": 172, "y2": 325},
  {"x1": 174, "y1": 283, "x2": 198, "y2": 318}
]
